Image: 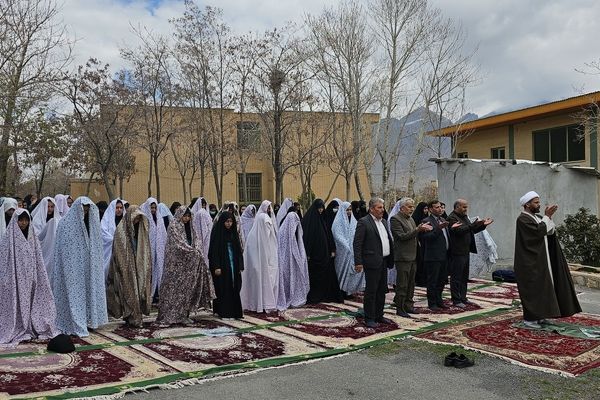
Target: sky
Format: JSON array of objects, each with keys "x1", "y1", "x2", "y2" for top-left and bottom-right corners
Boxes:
[{"x1": 60, "y1": 0, "x2": 600, "y2": 117}]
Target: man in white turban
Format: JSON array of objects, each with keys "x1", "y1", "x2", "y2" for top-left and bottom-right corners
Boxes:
[{"x1": 514, "y1": 191, "x2": 580, "y2": 329}]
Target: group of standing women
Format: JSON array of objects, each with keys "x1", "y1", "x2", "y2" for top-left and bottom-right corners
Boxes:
[{"x1": 0, "y1": 193, "x2": 374, "y2": 348}]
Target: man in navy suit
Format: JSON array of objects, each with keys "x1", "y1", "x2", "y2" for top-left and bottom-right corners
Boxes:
[
  {"x1": 420, "y1": 200, "x2": 457, "y2": 310},
  {"x1": 353, "y1": 198, "x2": 395, "y2": 328}
]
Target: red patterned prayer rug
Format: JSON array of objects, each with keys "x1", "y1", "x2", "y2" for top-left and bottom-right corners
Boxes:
[
  {"x1": 0, "y1": 342, "x2": 170, "y2": 397},
  {"x1": 415, "y1": 310, "x2": 600, "y2": 376}
]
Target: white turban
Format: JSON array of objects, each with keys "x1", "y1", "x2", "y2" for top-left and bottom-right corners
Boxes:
[{"x1": 519, "y1": 191, "x2": 539, "y2": 206}]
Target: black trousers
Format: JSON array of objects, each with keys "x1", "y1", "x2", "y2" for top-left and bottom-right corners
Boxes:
[
  {"x1": 450, "y1": 254, "x2": 470, "y2": 304},
  {"x1": 425, "y1": 260, "x2": 447, "y2": 307},
  {"x1": 363, "y1": 262, "x2": 388, "y2": 322}
]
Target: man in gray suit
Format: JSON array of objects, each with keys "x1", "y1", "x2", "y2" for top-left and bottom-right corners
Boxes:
[
  {"x1": 353, "y1": 198, "x2": 395, "y2": 328},
  {"x1": 390, "y1": 198, "x2": 432, "y2": 317}
]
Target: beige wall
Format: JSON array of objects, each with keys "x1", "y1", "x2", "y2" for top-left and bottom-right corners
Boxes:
[{"x1": 455, "y1": 112, "x2": 599, "y2": 166}]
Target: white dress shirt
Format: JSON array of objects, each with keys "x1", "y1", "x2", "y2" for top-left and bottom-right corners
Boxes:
[{"x1": 371, "y1": 214, "x2": 391, "y2": 257}]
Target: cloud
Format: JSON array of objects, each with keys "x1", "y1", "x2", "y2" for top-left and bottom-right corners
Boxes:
[
  {"x1": 60, "y1": 0, "x2": 600, "y2": 116},
  {"x1": 430, "y1": 0, "x2": 600, "y2": 115}
]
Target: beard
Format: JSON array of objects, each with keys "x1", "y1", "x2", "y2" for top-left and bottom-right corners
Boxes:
[{"x1": 528, "y1": 205, "x2": 541, "y2": 214}]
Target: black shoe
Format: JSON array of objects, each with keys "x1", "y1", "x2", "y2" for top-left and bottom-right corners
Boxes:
[
  {"x1": 428, "y1": 306, "x2": 441, "y2": 311},
  {"x1": 396, "y1": 310, "x2": 411, "y2": 318},
  {"x1": 444, "y1": 352, "x2": 459, "y2": 367},
  {"x1": 376, "y1": 317, "x2": 395, "y2": 325},
  {"x1": 365, "y1": 319, "x2": 378, "y2": 328},
  {"x1": 437, "y1": 303, "x2": 449, "y2": 309},
  {"x1": 406, "y1": 308, "x2": 419, "y2": 314},
  {"x1": 454, "y1": 354, "x2": 475, "y2": 369}
]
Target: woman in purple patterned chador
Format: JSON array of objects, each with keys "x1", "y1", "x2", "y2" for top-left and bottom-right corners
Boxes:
[
  {"x1": 156, "y1": 206, "x2": 215, "y2": 326},
  {"x1": 277, "y1": 208, "x2": 310, "y2": 310},
  {"x1": 140, "y1": 197, "x2": 168, "y2": 298},
  {"x1": 0, "y1": 209, "x2": 58, "y2": 347}
]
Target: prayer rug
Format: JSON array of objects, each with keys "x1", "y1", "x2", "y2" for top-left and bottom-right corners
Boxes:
[
  {"x1": 0, "y1": 280, "x2": 536, "y2": 399},
  {"x1": 415, "y1": 310, "x2": 600, "y2": 376}
]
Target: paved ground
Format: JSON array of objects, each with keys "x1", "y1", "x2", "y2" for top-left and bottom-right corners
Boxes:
[{"x1": 129, "y1": 286, "x2": 600, "y2": 400}]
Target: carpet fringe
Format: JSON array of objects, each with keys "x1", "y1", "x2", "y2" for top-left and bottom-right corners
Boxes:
[
  {"x1": 76, "y1": 353, "x2": 353, "y2": 400},
  {"x1": 411, "y1": 336, "x2": 577, "y2": 378}
]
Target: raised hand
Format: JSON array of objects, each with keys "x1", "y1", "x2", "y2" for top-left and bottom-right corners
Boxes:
[{"x1": 544, "y1": 204, "x2": 558, "y2": 218}]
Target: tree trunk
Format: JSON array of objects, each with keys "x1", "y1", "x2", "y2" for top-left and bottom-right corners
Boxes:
[
  {"x1": 37, "y1": 162, "x2": 47, "y2": 198},
  {"x1": 86, "y1": 172, "x2": 96, "y2": 196},
  {"x1": 181, "y1": 174, "x2": 188, "y2": 205},
  {"x1": 119, "y1": 176, "x2": 124, "y2": 199},
  {"x1": 147, "y1": 153, "x2": 154, "y2": 198},
  {"x1": 153, "y1": 153, "x2": 161, "y2": 202},
  {"x1": 273, "y1": 105, "x2": 283, "y2": 204},
  {"x1": 355, "y1": 172, "x2": 365, "y2": 201},
  {"x1": 345, "y1": 174, "x2": 352, "y2": 201},
  {"x1": 101, "y1": 170, "x2": 115, "y2": 200},
  {"x1": 200, "y1": 163, "x2": 206, "y2": 196}
]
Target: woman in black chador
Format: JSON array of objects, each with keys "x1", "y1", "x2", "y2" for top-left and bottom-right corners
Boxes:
[
  {"x1": 302, "y1": 199, "x2": 343, "y2": 304},
  {"x1": 208, "y1": 211, "x2": 244, "y2": 318}
]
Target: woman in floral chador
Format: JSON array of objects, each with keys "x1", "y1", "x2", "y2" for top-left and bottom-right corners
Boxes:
[{"x1": 156, "y1": 206, "x2": 215, "y2": 326}]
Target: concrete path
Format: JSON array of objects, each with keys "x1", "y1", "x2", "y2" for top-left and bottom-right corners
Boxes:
[{"x1": 128, "y1": 286, "x2": 600, "y2": 400}]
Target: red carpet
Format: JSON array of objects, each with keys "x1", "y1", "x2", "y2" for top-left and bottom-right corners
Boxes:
[{"x1": 416, "y1": 310, "x2": 600, "y2": 376}]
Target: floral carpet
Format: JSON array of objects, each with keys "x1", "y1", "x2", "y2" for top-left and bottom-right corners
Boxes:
[
  {"x1": 0, "y1": 280, "x2": 595, "y2": 399},
  {"x1": 415, "y1": 310, "x2": 600, "y2": 376}
]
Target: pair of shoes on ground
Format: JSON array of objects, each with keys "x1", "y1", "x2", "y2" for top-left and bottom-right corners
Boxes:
[{"x1": 444, "y1": 352, "x2": 475, "y2": 368}]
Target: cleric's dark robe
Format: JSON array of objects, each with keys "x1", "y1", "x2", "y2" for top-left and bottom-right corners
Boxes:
[{"x1": 514, "y1": 212, "x2": 581, "y2": 321}]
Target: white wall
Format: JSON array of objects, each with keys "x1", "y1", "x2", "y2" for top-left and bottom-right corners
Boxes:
[{"x1": 435, "y1": 160, "x2": 599, "y2": 264}]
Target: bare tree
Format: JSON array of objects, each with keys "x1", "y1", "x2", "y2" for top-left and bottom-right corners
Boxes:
[
  {"x1": 250, "y1": 25, "x2": 312, "y2": 203},
  {"x1": 0, "y1": 0, "x2": 72, "y2": 193},
  {"x1": 168, "y1": 126, "x2": 198, "y2": 205},
  {"x1": 60, "y1": 59, "x2": 138, "y2": 200},
  {"x1": 229, "y1": 32, "x2": 268, "y2": 203},
  {"x1": 370, "y1": 0, "x2": 429, "y2": 203},
  {"x1": 19, "y1": 110, "x2": 67, "y2": 197},
  {"x1": 295, "y1": 100, "x2": 330, "y2": 202},
  {"x1": 121, "y1": 27, "x2": 179, "y2": 202},
  {"x1": 306, "y1": 0, "x2": 379, "y2": 201},
  {"x1": 172, "y1": 3, "x2": 235, "y2": 206},
  {"x1": 407, "y1": 13, "x2": 478, "y2": 196}
]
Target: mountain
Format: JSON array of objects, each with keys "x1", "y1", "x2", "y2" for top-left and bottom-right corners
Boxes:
[{"x1": 369, "y1": 107, "x2": 454, "y2": 195}]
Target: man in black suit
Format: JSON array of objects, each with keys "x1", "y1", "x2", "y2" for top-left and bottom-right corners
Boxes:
[
  {"x1": 420, "y1": 200, "x2": 454, "y2": 310},
  {"x1": 353, "y1": 198, "x2": 395, "y2": 328},
  {"x1": 447, "y1": 199, "x2": 493, "y2": 308}
]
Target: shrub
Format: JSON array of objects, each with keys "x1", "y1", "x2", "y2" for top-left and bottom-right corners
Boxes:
[{"x1": 556, "y1": 207, "x2": 600, "y2": 267}]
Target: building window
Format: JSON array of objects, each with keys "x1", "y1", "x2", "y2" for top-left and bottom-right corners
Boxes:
[
  {"x1": 491, "y1": 147, "x2": 506, "y2": 159},
  {"x1": 533, "y1": 124, "x2": 585, "y2": 162},
  {"x1": 457, "y1": 152, "x2": 468, "y2": 158},
  {"x1": 237, "y1": 121, "x2": 261, "y2": 150},
  {"x1": 238, "y1": 173, "x2": 262, "y2": 203}
]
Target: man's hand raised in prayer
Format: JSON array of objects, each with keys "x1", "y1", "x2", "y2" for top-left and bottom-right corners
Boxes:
[
  {"x1": 483, "y1": 218, "x2": 494, "y2": 226},
  {"x1": 438, "y1": 220, "x2": 449, "y2": 229},
  {"x1": 545, "y1": 205, "x2": 558, "y2": 218},
  {"x1": 451, "y1": 222, "x2": 463, "y2": 229},
  {"x1": 418, "y1": 222, "x2": 433, "y2": 232},
  {"x1": 355, "y1": 264, "x2": 363, "y2": 273}
]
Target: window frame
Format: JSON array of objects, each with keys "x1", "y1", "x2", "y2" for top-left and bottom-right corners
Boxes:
[
  {"x1": 490, "y1": 146, "x2": 506, "y2": 159},
  {"x1": 532, "y1": 123, "x2": 585, "y2": 163},
  {"x1": 238, "y1": 173, "x2": 262, "y2": 203}
]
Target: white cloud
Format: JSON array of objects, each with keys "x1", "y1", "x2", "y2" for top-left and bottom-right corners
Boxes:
[{"x1": 59, "y1": 0, "x2": 600, "y2": 116}]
